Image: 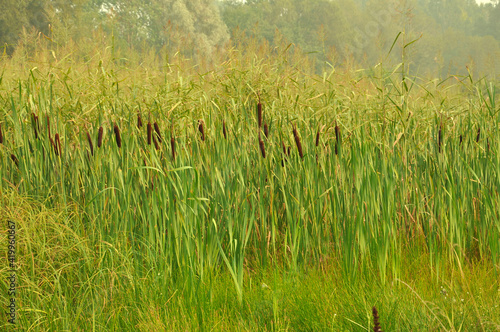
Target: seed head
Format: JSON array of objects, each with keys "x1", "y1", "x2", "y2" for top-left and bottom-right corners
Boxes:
[
  {"x1": 0, "y1": 123, "x2": 3, "y2": 144},
  {"x1": 32, "y1": 113, "x2": 39, "y2": 139},
  {"x1": 114, "y1": 124, "x2": 122, "y2": 148},
  {"x1": 87, "y1": 131, "x2": 94, "y2": 156},
  {"x1": 476, "y1": 126, "x2": 480, "y2": 143},
  {"x1": 97, "y1": 127, "x2": 103, "y2": 148},
  {"x1": 137, "y1": 112, "x2": 143, "y2": 128},
  {"x1": 198, "y1": 120, "x2": 205, "y2": 141},
  {"x1": 293, "y1": 125, "x2": 304, "y2": 159},
  {"x1": 50, "y1": 137, "x2": 58, "y2": 155},
  {"x1": 153, "y1": 134, "x2": 160, "y2": 150},
  {"x1": 315, "y1": 126, "x2": 321, "y2": 147},
  {"x1": 264, "y1": 123, "x2": 269, "y2": 138},
  {"x1": 259, "y1": 134, "x2": 266, "y2": 158},
  {"x1": 154, "y1": 122, "x2": 162, "y2": 143},
  {"x1": 438, "y1": 123, "x2": 443, "y2": 153},
  {"x1": 171, "y1": 136, "x2": 176, "y2": 161},
  {"x1": 257, "y1": 102, "x2": 263, "y2": 128},
  {"x1": 223, "y1": 120, "x2": 227, "y2": 140},
  {"x1": 372, "y1": 307, "x2": 382, "y2": 332},
  {"x1": 10, "y1": 154, "x2": 19, "y2": 167},
  {"x1": 147, "y1": 122, "x2": 152, "y2": 145},
  {"x1": 335, "y1": 123, "x2": 341, "y2": 155},
  {"x1": 55, "y1": 133, "x2": 61, "y2": 155}
]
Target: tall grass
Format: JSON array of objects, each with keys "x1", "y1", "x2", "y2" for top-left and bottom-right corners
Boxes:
[{"x1": 0, "y1": 31, "x2": 499, "y2": 329}]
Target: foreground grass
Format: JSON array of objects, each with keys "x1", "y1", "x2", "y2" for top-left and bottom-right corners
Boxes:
[{"x1": 1, "y1": 191, "x2": 499, "y2": 331}]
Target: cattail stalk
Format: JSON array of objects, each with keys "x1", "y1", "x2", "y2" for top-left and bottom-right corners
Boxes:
[
  {"x1": 459, "y1": 134, "x2": 463, "y2": 146},
  {"x1": 438, "y1": 123, "x2": 442, "y2": 153},
  {"x1": 114, "y1": 124, "x2": 122, "y2": 148},
  {"x1": 55, "y1": 133, "x2": 61, "y2": 155},
  {"x1": 97, "y1": 127, "x2": 103, "y2": 148},
  {"x1": 372, "y1": 307, "x2": 382, "y2": 332},
  {"x1": 147, "y1": 122, "x2": 152, "y2": 145},
  {"x1": 171, "y1": 136, "x2": 176, "y2": 161},
  {"x1": 293, "y1": 125, "x2": 304, "y2": 159},
  {"x1": 0, "y1": 123, "x2": 3, "y2": 144},
  {"x1": 10, "y1": 154, "x2": 19, "y2": 167},
  {"x1": 198, "y1": 120, "x2": 205, "y2": 141},
  {"x1": 137, "y1": 112, "x2": 143, "y2": 128},
  {"x1": 32, "y1": 113, "x2": 39, "y2": 139},
  {"x1": 476, "y1": 126, "x2": 480, "y2": 143},
  {"x1": 46, "y1": 115, "x2": 51, "y2": 139},
  {"x1": 335, "y1": 123, "x2": 340, "y2": 155},
  {"x1": 315, "y1": 126, "x2": 321, "y2": 147},
  {"x1": 154, "y1": 122, "x2": 162, "y2": 143},
  {"x1": 86, "y1": 132, "x2": 94, "y2": 156},
  {"x1": 257, "y1": 100, "x2": 262, "y2": 128},
  {"x1": 50, "y1": 137, "x2": 58, "y2": 155},
  {"x1": 264, "y1": 123, "x2": 269, "y2": 138},
  {"x1": 153, "y1": 135, "x2": 160, "y2": 150},
  {"x1": 259, "y1": 133, "x2": 266, "y2": 158},
  {"x1": 223, "y1": 120, "x2": 227, "y2": 140}
]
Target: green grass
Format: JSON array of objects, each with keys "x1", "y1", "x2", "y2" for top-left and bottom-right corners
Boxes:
[{"x1": 0, "y1": 33, "x2": 499, "y2": 330}]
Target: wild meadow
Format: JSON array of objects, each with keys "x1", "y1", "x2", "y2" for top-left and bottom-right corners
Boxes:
[{"x1": 0, "y1": 31, "x2": 499, "y2": 331}]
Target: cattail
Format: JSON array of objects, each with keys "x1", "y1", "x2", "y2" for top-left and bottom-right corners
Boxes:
[
  {"x1": 46, "y1": 115, "x2": 51, "y2": 139},
  {"x1": 97, "y1": 127, "x2": 103, "y2": 148},
  {"x1": 223, "y1": 120, "x2": 227, "y2": 139},
  {"x1": 293, "y1": 125, "x2": 304, "y2": 159},
  {"x1": 372, "y1": 307, "x2": 382, "y2": 332},
  {"x1": 10, "y1": 154, "x2": 19, "y2": 167},
  {"x1": 153, "y1": 135, "x2": 160, "y2": 150},
  {"x1": 259, "y1": 134, "x2": 266, "y2": 158},
  {"x1": 55, "y1": 133, "x2": 61, "y2": 155},
  {"x1": 154, "y1": 122, "x2": 162, "y2": 143},
  {"x1": 114, "y1": 124, "x2": 121, "y2": 148},
  {"x1": 198, "y1": 120, "x2": 205, "y2": 141},
  {"x1": 476, "y1": 126, "x2": 480, "y2": 143},
  {"x1": 315, "y1": 127, "x2": 321, "y2": 147},
  {"x1": 335, "y1": 123, "x2": 340, "y2": 155},
  {"x1": 487, "y1": 138, "x2": 490, "y2": 153},
  {"x1": 32, "y1": 113, "x2": 39, "y2": 139},
  {"x1": 438, "y1": 123, "x2": 443, "y2": 153},
  {"x1": 287, "y1": 146, "x2": 291, "y2": 156},
  {"x1": 137, "y1": 112, "x2": 143, "y2": 128},
  {"x1": 0, "y1": 123, "x2": 3, "y2": 144},
  {"x1": 147, "y1": 122, "x2": 152, "y2": 145},
  {"x1": 50, "y1": 137, "x2": 58, "y2": 155},
  {"x1": 257, "y1": 101, "x2": 262, "y2": 128},
  {"x1": 264, "y1": 123, "x2": 269, "y2": 138},
  {"x1": 459, "y1": 134, "x2": 463, "y2": 145},
  {"x1": 281, "y1": 140, "x2": 287, "y2": 167},
  {"x1": 86, "y1": 131, "x2": 94, "y2": 156},
  {"x1": 171, "y1": 136, "x2": 176, "y2": 161}
]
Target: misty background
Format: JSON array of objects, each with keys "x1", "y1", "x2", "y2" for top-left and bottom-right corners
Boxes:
[{"x1": 1, "y1": 0, "x2": 499, "y2": 78}]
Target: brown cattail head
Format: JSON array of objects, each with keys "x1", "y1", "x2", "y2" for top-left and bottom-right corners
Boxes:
[
  {"x1": 153, "y1": 134, "x2": 160, "y2": 150},
  {"x1": 459, "y1": 134, "x2": 463, "y2": 146},
  {"x1": 10, "y1": 154, "x2": 19, "y2": 167},
  {"x1": 259, "y1": 133, "x2": 266, "y2": 158},
  {"x1": 50, "y1": 137, "x2": 58, "y2": 155},
  {"x1": 32, "y1": 113, "x2": 39, "y2": 139},
  {"x1": 114, "y1": 124, "x2": 122, "y2": 148},
  {"x1": 137, "y1": 112, "x2": 143, "y2": 128},
  {"x1": 0, "y1": 123, "x2": 3, "y2": 144},
  {"x1": 86, "y1": 131, "x2": 94, "y2": 156},
  {"x1": 287, "y1": 146, "x2": 291, "y2": 156},
  {"x1": 438, "y1": 123, "x2": 443, "y2": 153},
  {"x1": 223, "y1": 120, "x2": 227, "y2": 140},
  {"x1": 257, "y1": 102, "x2": 263, "y2": 128},
  {"x1": 372, "y1": 306, "x2": 382, "y2": 332},
  {"x1": 55, "y1": 133, "x2": 61, "y2": 155},
  {"x1": 97, "y1": 127, "x2": 103, "y2": 148},
  {"x1": 264, "y1": 123, "x2": 269, "y2": 138},
  {"x1": 154, "y1": 122, "x2": 162, "y2": 143},
  {"x1": 476, "y1": 126, "x2": 480, "y2": 143},
  {"x1": 335, "y1": 123, "x2": 340, "y2": 155},
  {"x1": 282, "y1": 140, "x2": 287, "y2": 155},
  {"x1": 315, "y1": 127, "x2": 321, "y2": 147},
  {"x1": 293, "y1": 125, "x2": 304, "y2": 159},
  {"x1": 198, "y1": 120, "x2": 205, "y2": 141},
  {"x1": 171, "y1": 136, "x2": 176, "y2": 161},
  {"x1": 147, "y1": 122, "x2": 152, "y2": 145}
]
